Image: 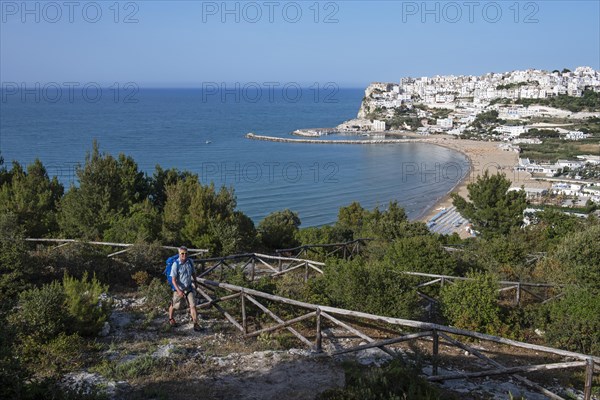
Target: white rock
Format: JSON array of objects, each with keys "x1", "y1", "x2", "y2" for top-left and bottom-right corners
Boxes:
[{"x1": 99, "y1": 322, "x2": 110, "y2": 337}]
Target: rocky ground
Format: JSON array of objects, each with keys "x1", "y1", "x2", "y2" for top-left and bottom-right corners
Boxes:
[{"x1": 61, "y1": 295, "x2": 597, "y2": 400}]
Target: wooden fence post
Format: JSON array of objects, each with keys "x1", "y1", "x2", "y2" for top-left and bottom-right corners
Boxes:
[
  {"x1": 516, "y1": 283, "x2": 521, "y2": 305},
  {"x1": 250, "y1": 257, "x2": 255, "y2": 281},
  {"x1": 315, "y1": 308, "x2": 322, "y2": 353},
  {"x1": 584, "y1": 357, "x2": 594, "y2": 400},
  {"x1": 432, "y1": 330, "x2": 439, "y2": 376},
  {"x1": 241, "y1": 291, "x2": 247, "y2": 334},
  {"x1": 304, "y1": 261, "x2": 309, "y2": 282}
]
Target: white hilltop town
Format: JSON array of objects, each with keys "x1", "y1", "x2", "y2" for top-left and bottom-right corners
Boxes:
[{"x1": 295, "y1": 66, "x2": 600, "y2": 236}]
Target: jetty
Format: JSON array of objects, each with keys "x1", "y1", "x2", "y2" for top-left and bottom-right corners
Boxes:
[
  {"x1": 246, "y1": 132, "x2": 413, "y2": 145},
  {"x1": 292, "y1": 128, "x2": 338, "y2": 136}
]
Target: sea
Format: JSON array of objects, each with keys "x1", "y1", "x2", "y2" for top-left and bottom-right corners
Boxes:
[{"x1": 0, "y1": 87, "x2": 469, "y2": 227}]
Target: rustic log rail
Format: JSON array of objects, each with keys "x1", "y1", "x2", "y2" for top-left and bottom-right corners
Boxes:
[
  {"x1": 275, "y1": 239, "x2": 371, "y2": 260},
  {"x1": 25, "y1": 238, "x2": 208, "y2": 257},
  {"x1": 402, "y1": 271, "x2": 564, "y2": 305},
  {"x1": 195, "y1": 278, "x2": 599, "y2": 400},
  {"x1": 196, "y1": 253, "x2": 325, "y2": 281}
]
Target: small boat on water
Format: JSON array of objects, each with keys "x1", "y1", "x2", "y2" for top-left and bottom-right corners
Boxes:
[{"x1": 205, "y1": 140, "x2": 212, "y2": 144}]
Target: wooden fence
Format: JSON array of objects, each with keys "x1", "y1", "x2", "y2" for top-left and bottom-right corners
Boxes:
[
  {"x1": 25, "y1": 238, "x2": 208, "y2": 257},
  {"x1": 275, "y1": 239, "x2": 371, "y2": 259},
  {"x1": 196, "y1": 253, "x2": 325, "y2": 281},
  {"x1": 195, "y1": 278, "x2": 599, "y2": 400},
  {"x1": 403, "y1": 271, "x2": 563, "y2": 306}
]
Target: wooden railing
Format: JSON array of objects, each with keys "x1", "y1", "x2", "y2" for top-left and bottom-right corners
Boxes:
[
  {"x1": 25, "y1": 238, "x2": 208, "y2": 257},
  {"x1": 275, "y1": 239, "x2": 371, "y2": 259},
  {"x1": 196, "y1": 253, "x2": 325, "y2": 281},
  {"x1": 402, "y1": 271, "x2": 563, "y2": 305},
  {"x1": 195, "y1": 278, "x2": 599, "y2": 400}
]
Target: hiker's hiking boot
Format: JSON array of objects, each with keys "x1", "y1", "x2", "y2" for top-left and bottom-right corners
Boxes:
[{"x1": 193, "y1": 322, "x2": 202, "y2": 332}]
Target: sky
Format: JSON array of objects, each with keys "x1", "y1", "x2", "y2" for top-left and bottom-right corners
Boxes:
[{"x1": 1, "y1": 0, "x2": 599, "y2": 88}]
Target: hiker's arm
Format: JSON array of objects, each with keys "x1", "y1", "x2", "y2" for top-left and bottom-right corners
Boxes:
[{"x1": 172, "y1": 276, "x2": 184, "y2": 297}]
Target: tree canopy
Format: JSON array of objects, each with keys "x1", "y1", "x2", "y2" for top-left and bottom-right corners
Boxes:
[{"x1": 451, "y1": 171, "x2": 526, "y2": 238}]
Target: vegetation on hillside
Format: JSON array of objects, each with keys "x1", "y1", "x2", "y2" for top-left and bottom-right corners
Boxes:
[
  {"x1": 0, "y1": 147, "x2": 598, "y2": 398},
  {"x1": 515, "y1": 90, "x2": 600, "y2": 112}
]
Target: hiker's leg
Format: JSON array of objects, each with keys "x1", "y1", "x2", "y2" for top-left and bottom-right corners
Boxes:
[
  {"x1": 169, "y1": 292, "x2": 180, "y2": 321},
  {"x1": 187, "y1": 292, "x2": 198, "y2": 324}
]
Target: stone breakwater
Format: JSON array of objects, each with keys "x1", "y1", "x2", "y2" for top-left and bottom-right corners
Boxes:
[
  {"x1": 291, "y1": 128, "x2": 338, "y2": 137},
  {"x1": 246, "y1": 133, "x2": 412, "y2": 144}
]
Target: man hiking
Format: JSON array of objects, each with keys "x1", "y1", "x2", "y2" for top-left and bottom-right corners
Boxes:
[{"x1": 168, "y1": 246, "x2": 201, "y2": 331}]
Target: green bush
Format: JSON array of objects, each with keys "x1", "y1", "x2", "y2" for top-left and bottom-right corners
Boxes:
[
  {"x1": 140, "y1": 278, "x2": 171, "y2": 314},
  {"x1": 63, "y1": 272, "x2": 111, "y2": 337},
  {"x1": 11, "y1": 281, "x2": 67, "y2": 341},
  {"x1": 20, "y1": 332, "x2": 85, "y2": 378},
  {"x1": 551, "y1": 224, "x2": 600, "y2": 291},
  {"x1": 257, "y1": 209, "x2": 301, "y2": 251},
  {"x1": 0, "y1": 310, "x2": 31, "y2": 399},
  {"x1": 313, "y1": 259, "x2": 421, "y2": 319},
  {"x1": 0, "y1": 212, "x2": 30, "y2": 301},
  {"x1": 32, "y1": 242, "x2": 121, "y2": 286},
  {"x1": 317, "y1": 359, "x2": 445, "y2": 400},
  {"x1": 92, "y1": 355, "x2": 165, "y2": 381},
  {"x1": 539, "y1": 286, "x2": 600, "y2": 355},
  {"x1": 123, "y1": 242, "x2": 167, "y2": 278},
  {"x1": 440, "y1": 272, "x2": 502, "y2": 334},
  {"x1": 383, "y1": 236, "x2": 457, "y2": 276}
]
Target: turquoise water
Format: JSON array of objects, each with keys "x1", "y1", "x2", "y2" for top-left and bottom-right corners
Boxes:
[{"x1": 0, "y1": 88, "x2": 469, "y2": 226}]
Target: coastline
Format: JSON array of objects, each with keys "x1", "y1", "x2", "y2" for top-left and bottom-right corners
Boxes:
[
  {"x1": 410, "y1": 134, "x2": 551, "y2": 223},
  {"x1": 247, "y1": 131, "x2": 551, "y2": 226}
]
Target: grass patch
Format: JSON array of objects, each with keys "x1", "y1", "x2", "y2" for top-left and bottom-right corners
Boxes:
[
  {"x1": 519, "y1": 138, "x2": 599, "y2": 162},
  {"x1": 92, "y1": 355, "x2": 167, "y2": 381}
]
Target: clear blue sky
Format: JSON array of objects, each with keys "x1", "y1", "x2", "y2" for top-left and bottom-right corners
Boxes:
[{"x1": 1, "y1": 0, "x2": 599, "y2": 88}]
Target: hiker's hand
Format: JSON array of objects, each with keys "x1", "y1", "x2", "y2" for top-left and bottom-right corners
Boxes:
[{"x1": 177, "y1": 290, "x2": 184, "y2": 298}]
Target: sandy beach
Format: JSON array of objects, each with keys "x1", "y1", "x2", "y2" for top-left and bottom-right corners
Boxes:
[
  {"x1": 250, "y1": 130, "x2": 551, "y2": 226},
  {"x1": 406, "y1": 134, "x2": 551, "y2": 222}
]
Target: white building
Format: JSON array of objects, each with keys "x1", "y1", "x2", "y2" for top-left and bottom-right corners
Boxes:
[
  {"x1": 564, "y1": 131, "x2": 591, "y2": 140},
  {"x1": 494, "y1": 125, "x2": 527, "y2": 137},
  {"x1": 437, "y1": 118, "x2": 453, "y2": 129},
  {"x1": 552, "y1": 183, "x2": 582, "y2": 196},
  {"x1": 372, "y1": 120, "x2": 386, "y2": 131}
]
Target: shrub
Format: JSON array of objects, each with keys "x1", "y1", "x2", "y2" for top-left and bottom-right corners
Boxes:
[
  {"x1": 317, "y1": 359, "x2": 444, "y2": 400},
  {"x1": 539, "y1": 286, "x2": 600, "y2": 355},
  {"x1": 551, "y1": 224, "x2": 600, "y2": 291},
  {"x1": 123, "y1": 242, "x2": 166, "y2": 278},
  {"x1": 440, "y1": 271, "x2": 502, "y2": 334},
  {"x1": 20, "y1": 333, "x2": 85, "y2": 378},
  {"x1": 383, "y1": 236, "x2": 457, "y2": 276},
  {"x1": 32, "y1": 242, "x2": 120, "y2": 286},
  {"x1": 93, "y1": 355, "x2": 165, "y2": 381},
  {"x1": 63, "y1": 272, "x2": 111, "y2": 337},
  {"x1": 258, "y1": 209, "x2": 301, "y2": 251},
  {"x1": 0, "y1": 310, "x2": 31, "y2": 399},
  {"x1": 132, "y1": 270, "x2": 151, "y2": 287},
  {"x1": 0, "y1": 212, "x2": 30, "y2": 300},
  {"x1": 140, "y1": 278, "x2": 171, "y2": 314},
  {"x1": 11, "y1": 281, "x2": 67, "y2": 341},
  {"x1": 314, "y1": 259, "x2": 421, "y2": 319}
]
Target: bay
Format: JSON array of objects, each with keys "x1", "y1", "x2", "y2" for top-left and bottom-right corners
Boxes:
[{"x1": 0, "y1": 87, "x2": 469, "y2": 226}]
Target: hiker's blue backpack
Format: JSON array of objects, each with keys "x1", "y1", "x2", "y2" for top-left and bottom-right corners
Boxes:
[{"x1": 164, "y1": 255, "x2": 179, "y2": 291}]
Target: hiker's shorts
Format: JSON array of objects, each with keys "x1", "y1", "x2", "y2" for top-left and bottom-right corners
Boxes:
[{"x1": 172, "y1": 290, "x2": 196, "y2": 310}]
